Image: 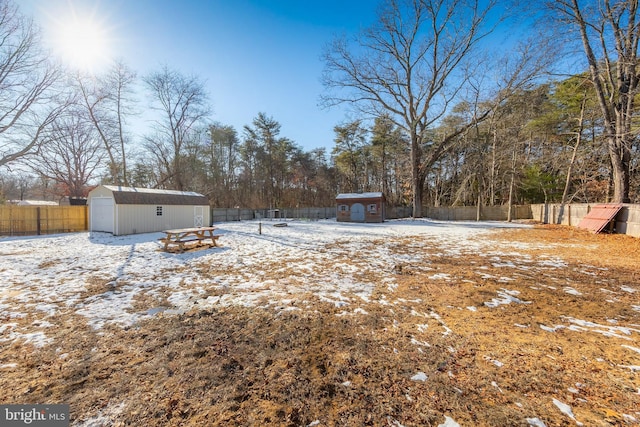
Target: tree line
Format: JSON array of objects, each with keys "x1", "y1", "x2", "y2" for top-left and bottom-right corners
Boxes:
[{"x1": 0, "y1": 0, "x2": 638, "y2": 214}]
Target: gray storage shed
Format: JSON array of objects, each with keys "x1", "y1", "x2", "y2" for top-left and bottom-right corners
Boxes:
[{"x1": 88, "y1": 185, "x2": 210, "y2": 235}]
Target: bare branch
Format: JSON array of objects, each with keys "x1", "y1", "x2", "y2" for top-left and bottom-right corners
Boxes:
[{"x1": 0, "y1": 0, "x2": 68, "y2": 168}]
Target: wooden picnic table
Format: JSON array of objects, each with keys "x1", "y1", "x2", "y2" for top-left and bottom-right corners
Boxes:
[{"x1": 159, "y1": 226, "x2": 220, "y2": 253}]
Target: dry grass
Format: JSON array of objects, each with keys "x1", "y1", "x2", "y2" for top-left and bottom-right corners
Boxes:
[{"x1": 1, "y1": 224, "x2": 639, "y2": 426}]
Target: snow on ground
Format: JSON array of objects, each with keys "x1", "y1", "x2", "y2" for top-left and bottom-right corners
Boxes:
[
  {"x1": 0, "y1": 219, "x2": 528, "y2": 340},
  {"x1": 2, "y1": 217, "x2": 638, "y2": 350},
  {"x1": 2, "y1": 218, "x2": 639, "y2": 425},
  {"x1": 1, "y1": 217, "x2": 638, "y2": 354}
]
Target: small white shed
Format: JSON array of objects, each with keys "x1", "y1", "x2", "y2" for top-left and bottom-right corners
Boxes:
[{"x1": 88, "y1": 185, "x2": 210, "y2": 235}]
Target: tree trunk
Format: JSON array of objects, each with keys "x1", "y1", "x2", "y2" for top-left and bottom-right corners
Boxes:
[
  {"x1": 607, "y1": 135, "x2": 631, "y2": 203},
  {"x1": 558, "y1": 95, "x2": 586, "y2": 223},
  {"x1": 411, "y1": 135, "x2": 423, "y2": 218},
  {"x1": 567, "y1": 0, "x2": 634, "y2": 203},
  {"x1": 489, "y1": 130, "x2": 497, "y2": 206},
  {"x1": 507, "y1": 151, "x2": 516, "y2": 222}
]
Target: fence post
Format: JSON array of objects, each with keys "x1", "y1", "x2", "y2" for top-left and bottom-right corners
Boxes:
[{"x1": 36, "y1": 207, "x2": 41, "y2": 235}]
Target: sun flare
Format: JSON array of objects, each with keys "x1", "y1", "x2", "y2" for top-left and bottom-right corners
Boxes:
[{"x1": 52, "y1": 15, "x2": 111, "y2": 71}]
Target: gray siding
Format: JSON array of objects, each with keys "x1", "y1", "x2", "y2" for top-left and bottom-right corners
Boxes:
[{"x1": 115, "y1": 205, "x2": 210, "y2": 235}]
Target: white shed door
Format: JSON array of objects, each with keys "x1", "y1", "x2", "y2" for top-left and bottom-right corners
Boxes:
[
  {"x1": 194, "y1": 206, "x2": 204, "y2": 227},
  {"x1": 91, "y1": 198, "x2": 114, "y2": 233}
]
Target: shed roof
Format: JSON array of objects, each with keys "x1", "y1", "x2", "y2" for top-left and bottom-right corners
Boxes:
[
  {"x1": 102, "y1": 185, "x2": 209, "y2": 206},
  {"x1": 336, "y1": 192, "x2": 384, "y2": 200},
  {"x1": 9, "y1": 200, "x2": 58, "y2": 206}
]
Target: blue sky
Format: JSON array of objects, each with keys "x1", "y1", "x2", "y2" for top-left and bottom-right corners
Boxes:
[{"x1": 21, "y1": 0, "x2": 379, "y2": 152}]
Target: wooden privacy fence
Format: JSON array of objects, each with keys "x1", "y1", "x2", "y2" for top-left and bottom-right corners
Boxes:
[{"x1": 0, "y1": 205, "x2": 88, "y2": 236}]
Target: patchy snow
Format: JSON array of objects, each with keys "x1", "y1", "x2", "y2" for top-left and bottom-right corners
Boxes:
[
  {"x1": 622, "y1": 345, "x2": 640, "y2": 354},
  {"x1": 429, "y1": 310, "x2": 452, "y2": 336},
  {"x1": 387, "y1": 417, "x2": 405, "y2": 427},
  {"x1": 563, "y1": 287, "x2": 582, "y2": 296},
  {"x1": 526, "y1": 418, "x2": 547, "y2": 427},
  {"x1": 437, "y1": 416, "x2": 460, "y2": 427},
  {"x1": 484, "y1": 288, "x2": 531, "y2": 308},
  {"x1": 410, "y1": 337, "x2": 431, "y2": 347},
  {"x1": 564, "y1": 317, "x2": 640, "y2": 340},
  {"x1": 623, "y1": 414, "x2": 638, "y2": 423},
  {"x1": 538, "y1": 316, "x2": 640, "y2": 342},
  {"x1": 76, "y1": 401, "x2": 127, "y2": 427},
  {"x1": 538, "y1": 259, "x2": 568, "y2": 268},
  {"x1": 483, "y1": 356, "x2": 504, "y2": 368},
  {"x1": 0, "y1": 219, "x2": 532, "y2": 345},
  {"x1": 552, "y1": 398, "x2": 583, "y2": 426},
  {"x1": 410, "y1": 372, "x2": 428, "y2": 381},
  {"x1": 2, "y1": 217, "x2": 638, "y2": 426}
]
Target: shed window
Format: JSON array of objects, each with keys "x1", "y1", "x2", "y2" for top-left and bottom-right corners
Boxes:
[
  {"x1": 156, "y1": 206, "x2": 163, "y2": 216},
  {"x1": 338, "y1": 204, "x2": 349, "y2": 212},
  {"x1": 368, "y1": 204, "x2": 377, "y2": 213}
]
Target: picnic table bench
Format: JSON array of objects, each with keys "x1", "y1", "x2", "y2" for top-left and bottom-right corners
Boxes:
[{"x1": 159, "y1": 226, "x2": 220, "y2": 253}]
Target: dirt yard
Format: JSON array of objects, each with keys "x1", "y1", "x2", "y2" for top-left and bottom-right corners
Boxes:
[{"x1": 1, "y1": 223, "x2": 639, "y2": 426}]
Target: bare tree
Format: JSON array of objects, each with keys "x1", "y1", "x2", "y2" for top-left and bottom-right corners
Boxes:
[
  {"x1": 0, "y1": 171, "x2": 33, "y2": 201},
  {"x1": 0, "y1": 0, "x2": 68, "y2": 168},
  {"x1": 32, "y1": 116, "x2": 105, "y2": 198},
  {"x1": 143, "y1": 66, "x2": 210, "y2": 190},
  {"x1": 322, "y1": 0, "x2": 551, "y2": 216},
  {"x1": 549, "y1": 0, "x2": 639, "y2": 203},
  {"x1": 75, "y1": 60, "x2": 137, "y2": 186},
  {"x1": 322, "y1": 0, "x2": 500, "y2": 217}
]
